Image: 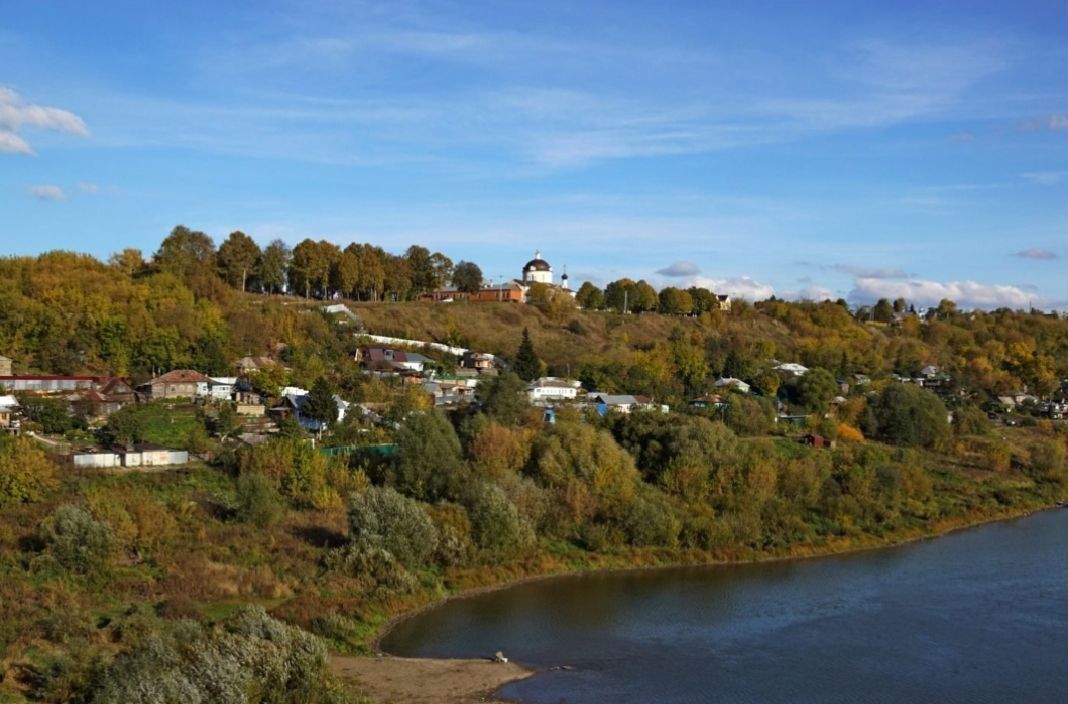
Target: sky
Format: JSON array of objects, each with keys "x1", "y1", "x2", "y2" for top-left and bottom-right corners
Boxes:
[{"x1": 1, "y1": 0, "x2": 1066, "y2": 309}]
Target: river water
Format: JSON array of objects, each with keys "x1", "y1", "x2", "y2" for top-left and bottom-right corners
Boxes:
[{"x1": 381, "y1": 509, "x2": 1068, "y2": 703}]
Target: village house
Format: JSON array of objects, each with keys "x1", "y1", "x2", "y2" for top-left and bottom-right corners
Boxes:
[
  {"x1": 67, "y1": 377, "x2": 137, "y2": 419},
  {"x1": 0, "y1": 395, "x2": 19, "y2": 431},
  {"x1": 527, "y1": 377, "x2": 582, "y2": 402},
  {"x1": 234, "y1": 356, "x2": 281, "y2": 375},
  {"x1": 272, "y1": 387, "x2": 351, "y2": 432},
  {"x1": 72, "y1": 444, "x2": 189, "y2": 469},
  {"x1": 138, "y1": 369, "x2": 216, "y2": 399},
  {"x1": 773, "y1": 362, "x2": 809, "y2": 377},
  {"x1": 0, "y1": 375, "x2": 97, "y2": 394},
  {"x1": 589, "y1": 393, "x2": 668, "y2": 415},
  {"x1": 461, "y1": 351, "x2": 497, "y2": 372},
  {"x1": 715, "y1": 294, "x2": 732, "y2": 311},
  {"x1": 714, "y1": 377, "x2": 751, "y2": 394},
  {"x1": 356, "y1": 346, "x2": 431, "y2": 374}
]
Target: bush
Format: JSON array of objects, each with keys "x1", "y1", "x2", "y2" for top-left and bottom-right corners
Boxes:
[
  {"x1": 344, "y1": 487, "x2": 437, "y2": 578},
  {"x1": 235, "y1": 472, "x2": 285, "y2": 528},
  {"x1": 0, "y1": 434, "x2": 58, "y2": 505},
  {"x1": 91, "y1": 606, "x2": 342, "y2": 704},
  {"x1": 35, "y1": 504, "x2": 114, "y2": 578},
  {"x1": 1029, "y1": 438, "x2": 1066, "y2": 482},
  {"x1": 465, "y1": 482, "x2": 534, "y2": 560},
  {"x1": 953, "y1": 405, "x2": 990, "y2": 436}
]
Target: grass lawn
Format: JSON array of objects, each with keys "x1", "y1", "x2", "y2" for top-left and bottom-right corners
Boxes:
[{"x1": 130, "y1": 401, "x2": 200, "y2": 448}]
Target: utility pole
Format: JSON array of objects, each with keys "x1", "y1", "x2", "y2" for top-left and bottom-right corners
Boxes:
[{"x1": 623, "y1": 289, "x2": 629, "y2": 315}]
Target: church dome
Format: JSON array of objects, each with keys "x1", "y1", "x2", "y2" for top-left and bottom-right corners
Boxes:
[{"x1": 523, "y1": 250, "x2": 551, "y2": 272}]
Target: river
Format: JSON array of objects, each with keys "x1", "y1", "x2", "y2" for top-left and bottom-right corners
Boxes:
[{"x1": 381, "y1": 510, "x2": 1068, "y2": 703}]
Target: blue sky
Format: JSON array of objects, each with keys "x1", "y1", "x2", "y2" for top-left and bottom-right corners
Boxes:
[{"x1": 2, "y1": 0, "x2": 1066, "y2": 308}]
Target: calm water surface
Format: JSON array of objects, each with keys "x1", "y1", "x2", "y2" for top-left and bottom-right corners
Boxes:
[{"x1": 382, "y1": 510, "x2": 1068, "y2": 703}]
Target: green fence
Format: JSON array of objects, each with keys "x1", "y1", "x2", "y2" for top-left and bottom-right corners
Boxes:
[{"x1": 319, "y1": 443, "x2": 398, "y2": 459}]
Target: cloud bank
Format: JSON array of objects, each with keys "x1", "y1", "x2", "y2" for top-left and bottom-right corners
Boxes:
[
  {"x1": 850, "y1": 277, "x2": 1038, "y2": 309},
  {"x1": 656, "y1": 260, "x2": 700, "y2": 277},
  {"x1": 690, "y1": 275, "x2": 775, "y2": 301},
  {"x1": 1013, "y1": 248, "x2": 1058, "y2": 260},
  {"x1": 29, "y1": 185, "x2": 68, "y2": 201},
  {"x1": 0, "y1": 87, "x2": 88, "y2": 155}
]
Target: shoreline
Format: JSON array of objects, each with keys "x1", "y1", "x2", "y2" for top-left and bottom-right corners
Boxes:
[{"x1": 337, "y1": 503, "x2": 1061, "y2": 703}]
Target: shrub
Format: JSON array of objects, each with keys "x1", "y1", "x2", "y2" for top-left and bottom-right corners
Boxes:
[
  {"x1": 953, "y1": 405, "x2": 990, "y2": 436},
  {"x1": 465, "y1": 482, "x2": 534, "y2": 560},
  {"x1": 35, "y1": 504, "x2": 114, "y2": 578},
  {"x1": 235, "y1": 472, "x2": 285, "y2": 527},
  {"x1": 1029, "y1": 438, "x2": 1066, "y2": 482},
  {"x1": 344, "y1": 487, "x2": 437, "y2": 578},
  {"x1": 0, "y1": 434, "x2": 58, "y2": 505},
  {"x1": 90, "y1": 606, "x2": 342, "y2": 704}
]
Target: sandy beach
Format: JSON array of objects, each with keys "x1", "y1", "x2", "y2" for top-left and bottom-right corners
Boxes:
[{"x1": 331, "y1": 654, "x2": 534, "y2": 703}]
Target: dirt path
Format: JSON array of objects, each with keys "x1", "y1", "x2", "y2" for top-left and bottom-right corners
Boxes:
[{"x1": 330, "y1": 654, "x2": 534, "y2": 704}]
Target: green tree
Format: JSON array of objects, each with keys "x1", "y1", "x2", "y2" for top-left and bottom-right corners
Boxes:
[
  {"x1": 100, "y1": 405, "x2": 144, "y2": 447},
  {"x1": 452, "y1": 261, "x2": 483, "y2": 294},
  {"x1": 575, "y1": 281, "x2": 604, "y2": 309},
  {"x1": 870, "y1": 383, "x2": 950, "y2": 449},
  {"x1": 477, "y1": 371, "x2": 529, "y2": 425},
  {"x1": 797, "y1": 367, "x2": 838, "y2": 413},
  {"x1": 633, "y1": 280, "x2": 659, "y2": 312},
  {"x1": 513, "y1": 328, "x2": 541, "y2": 381},
  {"x1": 604, "y1": 278, "x2": 636, "y2": 312},
  {"x1": 658, "y1": 287, "x2": 693, "y2": 315},
  {"x1": 154, "y1": 225, "x2": 216, "y2": 284},
  {"x1": 873, "y1": 298, "x2": 894, "y2": 323},
  {"x1": 687, "y1": 286, "x2": 716, "y2": 314},
  {"x1": 303, "y1": 377, "x2": 339, "y2": 435},
  {"x1": 217, "y1": 230, "x2": 261, "y2": 291},
  {"x1": 258, "y1": 239, "x2": 290, "y2": 294},
  {"x1": 391, "y1": 411, "x2": 464, "y2": 501}
]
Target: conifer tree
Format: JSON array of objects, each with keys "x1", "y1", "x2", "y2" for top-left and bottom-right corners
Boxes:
[{"x1": 513, "y1": 327, "x2": 541, "y2": 381}]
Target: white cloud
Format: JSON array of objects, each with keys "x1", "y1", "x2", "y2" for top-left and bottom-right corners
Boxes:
[
  {"x1": 78, "y1": 182, "x2": 99, "y2": 193},
  {"x1": 656, "y1": 260, "x2": 700, "y2": 277},
  {"x1": 1013, "y1": 248, "x2": 1058, "y2": 260},
  {"x1": 0, "y1": 87, "x2": 89, "y2": 155},
  {"x1": 1021, "y1": 171, "x2": 1067, "y2": 186},
  {"x1": 850, "y1": 277, "x2": 1038, "y2": 310},
  {"x1": 1049, "y1": 114, "x2": 1068, "y2": 130},
  {"x1": 690, "y1": 275, "x2": 775, "y2": 300},
  {"x1": 29, "y1": 184, "x2": 68, "y2": 201},
  {"x1": 833, "y1": 263, "x2": 909, "y2": 278}
]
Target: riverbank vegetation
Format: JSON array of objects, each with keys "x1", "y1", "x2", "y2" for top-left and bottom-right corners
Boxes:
[{"x1": 0, "y1": 241, "x2": 1066, "y2": 702}]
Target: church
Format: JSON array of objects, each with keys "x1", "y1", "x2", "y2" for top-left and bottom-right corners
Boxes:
[{"x1": 426, "y1": 250, "x2": 574, "y2": 303}]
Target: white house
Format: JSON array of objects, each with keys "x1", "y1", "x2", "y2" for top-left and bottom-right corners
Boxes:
[
  {"x1": 714, "y1": 377, "x2": 751, "y2": 393},
  {"x1": 588, "y1": 393, "x2": 668, "y2": 415},
  {"x1": 208, "y1": 377, "x2": 237, "y2": 400},
  {"x1": 527, "y1": 377, "x2": 581, "y2": 402},
  {"x1": 773, "y1": 363, "x2": 809, "y2": 377},
  {"x1": 280, "y1": 389, "x2": 350, "y2": 431}
]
